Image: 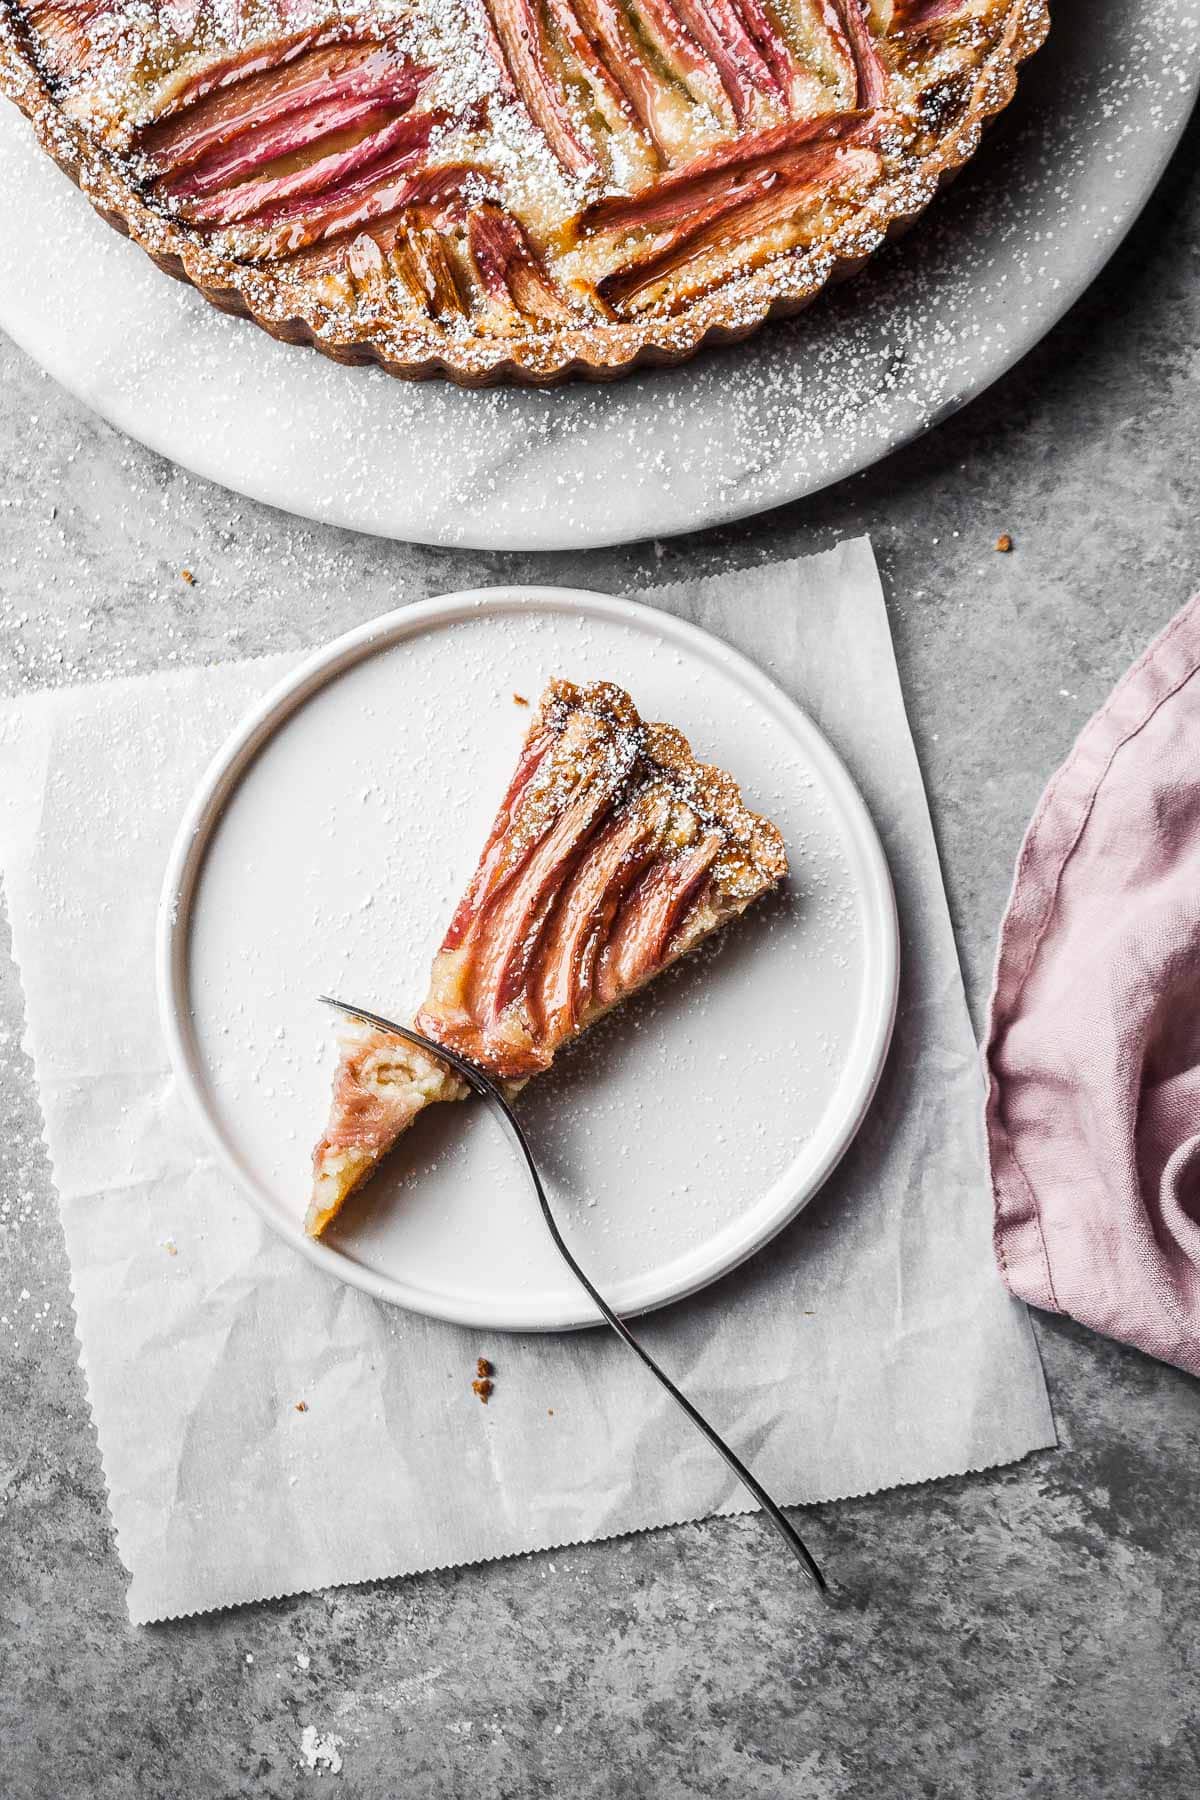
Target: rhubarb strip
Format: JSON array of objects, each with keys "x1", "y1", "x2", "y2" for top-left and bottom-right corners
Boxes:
[
  {"x1": 627, "y1": 0, "x2": 729, "y2": 113},
  {"x1": 484, "y1": 0, "x2": 597, "y2": 177},
  {"x1": 544, "y1": 0, "x2": 642, "y2": 132},
  {"x1": 181, "y1": 111, "x2": 441, "y2": 226},
  {"x1": 469, "y1": 206, "x2": 572, "y2": 321},
  {"x1": 158, "y1": 68, "x2": 428, "y2": 199},
  {"x1": 573, "y1": 0, "x2": 679, "y2": 152},
  {"x1": 892, "y1": 0, "x2": 962, "y2": 28},
  {"x1": 598, "y1": 142, "x2": 878, "y2": 308},
  {"x1": 596, "y1": 830, "x2": 721, "y2": 1005},
  {"x1": 578, "y1": 110, "x2": 866, "y2": 237},
  {"x1": 463, "y1": 768, "x2": 633, "y2": 1028},
  {"x1": 150, "y1": 25, "x2": 356, "y2": 118},
  {"x1": 238, "y1": 155, "x2": 478, "y2": 259},
  {"x1": 730, "y1": 0, "x2": 798, "y2": 93},
  {"x1": 441, "y1": 731, "x2": 558, "y2": 948},
  {"x1": 138, "y1": 42, "x2": 408, "y2": 173},
  {"x1": 23, "y1": 0, "x2": 120, "y2": 64},
  {"x1": 823, "y1": 0, "x2": 888, "y2": 107},
  {"x1": 406, "y1": 225, "x2": 469, "y2": 317},
  {"x1": 669, "y1": 0, "x2": 783, "y2": 119},
  {"x1": 533, "y1": 789, "x2": 671, "y2": 1043}
]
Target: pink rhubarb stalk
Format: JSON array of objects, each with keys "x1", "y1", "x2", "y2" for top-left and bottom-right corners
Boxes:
[
  {"x1": 669, "y1": 0, "x2": 784, "y2": 119},
  {"x1": 596, "y1": 833, "x2": 720, "y2": 1005},
  {"x1": 822, "y1": 0, "x2": 888, "y2": 107},
  {"x1": 484, "y1": 0, "x2": 598, "y2": 177},
  {"x1": 140, "y1": 43, "x2": 413, "y2": 172},
  {"x1": 160, "y1": 68, "x2": 428, "y2": 199},
  {"x1": 468, "y1": 206, "x2": 572, "y2": 320},
  {"x1": 579, "y1": 110, "x2": 866, "y2": 237},
  {"x1": 181, "y1": 110, "x2": 441, "y2": 225},
  {"x1": 241, "y1": 153, "x2": 477, "y2": 258},
  {"x1": 598, "y1": 142, "x2": 878, "y2": 307}
]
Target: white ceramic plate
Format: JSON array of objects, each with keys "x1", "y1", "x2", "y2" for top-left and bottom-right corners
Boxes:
[
  {"x1": 158, "y1": 588, "x2": 898, "y2": 1329},
  {"x1": 1, "y1": 1, "x2": 1197, "y2": 550}
]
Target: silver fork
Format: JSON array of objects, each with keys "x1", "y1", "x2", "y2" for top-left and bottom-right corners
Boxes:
[{"x1": 320, "y1": 995, "x2": 827, "y2": 1593}]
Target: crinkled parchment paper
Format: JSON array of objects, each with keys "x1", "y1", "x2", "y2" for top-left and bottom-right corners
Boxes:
[{"x1": 0, "y1": 540, "x2": 1053, "y2": 1622}]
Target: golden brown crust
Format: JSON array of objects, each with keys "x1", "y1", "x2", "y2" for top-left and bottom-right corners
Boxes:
[
  {"x1": 537, "y1": 677, "x2": 788, "y2": 899},
  {"x1": 0, "y1": 0, "x2": 1048, "y2": 386}
]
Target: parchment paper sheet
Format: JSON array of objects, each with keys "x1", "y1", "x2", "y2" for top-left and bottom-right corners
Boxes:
[{"x1": 0, "y1": 539, "x2": 1054, "y2": 1623}]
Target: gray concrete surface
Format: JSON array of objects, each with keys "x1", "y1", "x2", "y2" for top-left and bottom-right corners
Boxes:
[{"x1": 1, "y1": 101, "x2": 1198, "y2": 1800}]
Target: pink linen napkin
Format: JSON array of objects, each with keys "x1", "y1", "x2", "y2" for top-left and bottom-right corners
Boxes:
[{"x1": 986, "y1": 593, "x2": 1200, "y2": 1377}]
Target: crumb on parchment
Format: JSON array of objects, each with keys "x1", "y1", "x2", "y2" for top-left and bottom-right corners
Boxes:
[
  {"x1": 472, "y1": 1356, "x2": 494, "y2": 1404},
  {"x1": 995, "y1": 533, "x2": 1014, "y2": 553},
  {"x1": 180, "y1": 568, "x2": 195, "y2": 584},
  {"x1": 513, "y1": 693, "x2": 529, "y2": 707}
]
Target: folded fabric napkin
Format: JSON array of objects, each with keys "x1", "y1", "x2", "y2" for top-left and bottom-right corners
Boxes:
[{"x1": 986, "y1": 593, "x2": 1200, "y2": 1376}]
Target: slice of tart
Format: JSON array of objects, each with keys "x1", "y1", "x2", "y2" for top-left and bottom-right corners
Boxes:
[{"x1": 306, "y1": 677, "x2": 787, "y2": 1237}]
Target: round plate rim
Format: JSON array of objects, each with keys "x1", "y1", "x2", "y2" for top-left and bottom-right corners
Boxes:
[{"x1": 156, "y1": 585, "x2": 900, "y2": 1330}]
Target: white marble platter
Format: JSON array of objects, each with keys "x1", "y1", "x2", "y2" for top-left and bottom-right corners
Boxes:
[{"x1": 0, "y1": 0, "x2": 1197, "y2": 550}]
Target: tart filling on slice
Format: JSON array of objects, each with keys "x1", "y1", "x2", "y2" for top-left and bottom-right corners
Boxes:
[{"x1": 307, "y1": 677, "x2": 787, "y2": 1237}]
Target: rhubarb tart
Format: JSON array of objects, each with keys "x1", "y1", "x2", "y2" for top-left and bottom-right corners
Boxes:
[
  {"x1": 0, "y1": 0, "x2": 1047, "y2": 383},
  {"x1": 308, "y1": 677, "x2": 787, "y2": 1236}
]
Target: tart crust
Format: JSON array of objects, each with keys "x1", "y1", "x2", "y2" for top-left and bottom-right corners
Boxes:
[
  {"x1": 0, "y1": 0, "x2": 1048, "y2": 385},
  {"x1": 307, "y1": 677, "x2": 787, "y2": 1235}
]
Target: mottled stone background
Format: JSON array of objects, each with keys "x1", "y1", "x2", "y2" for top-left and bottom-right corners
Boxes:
[{"x1": 1, "y1": 104, "x2": 1197, "y2": 1800}]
